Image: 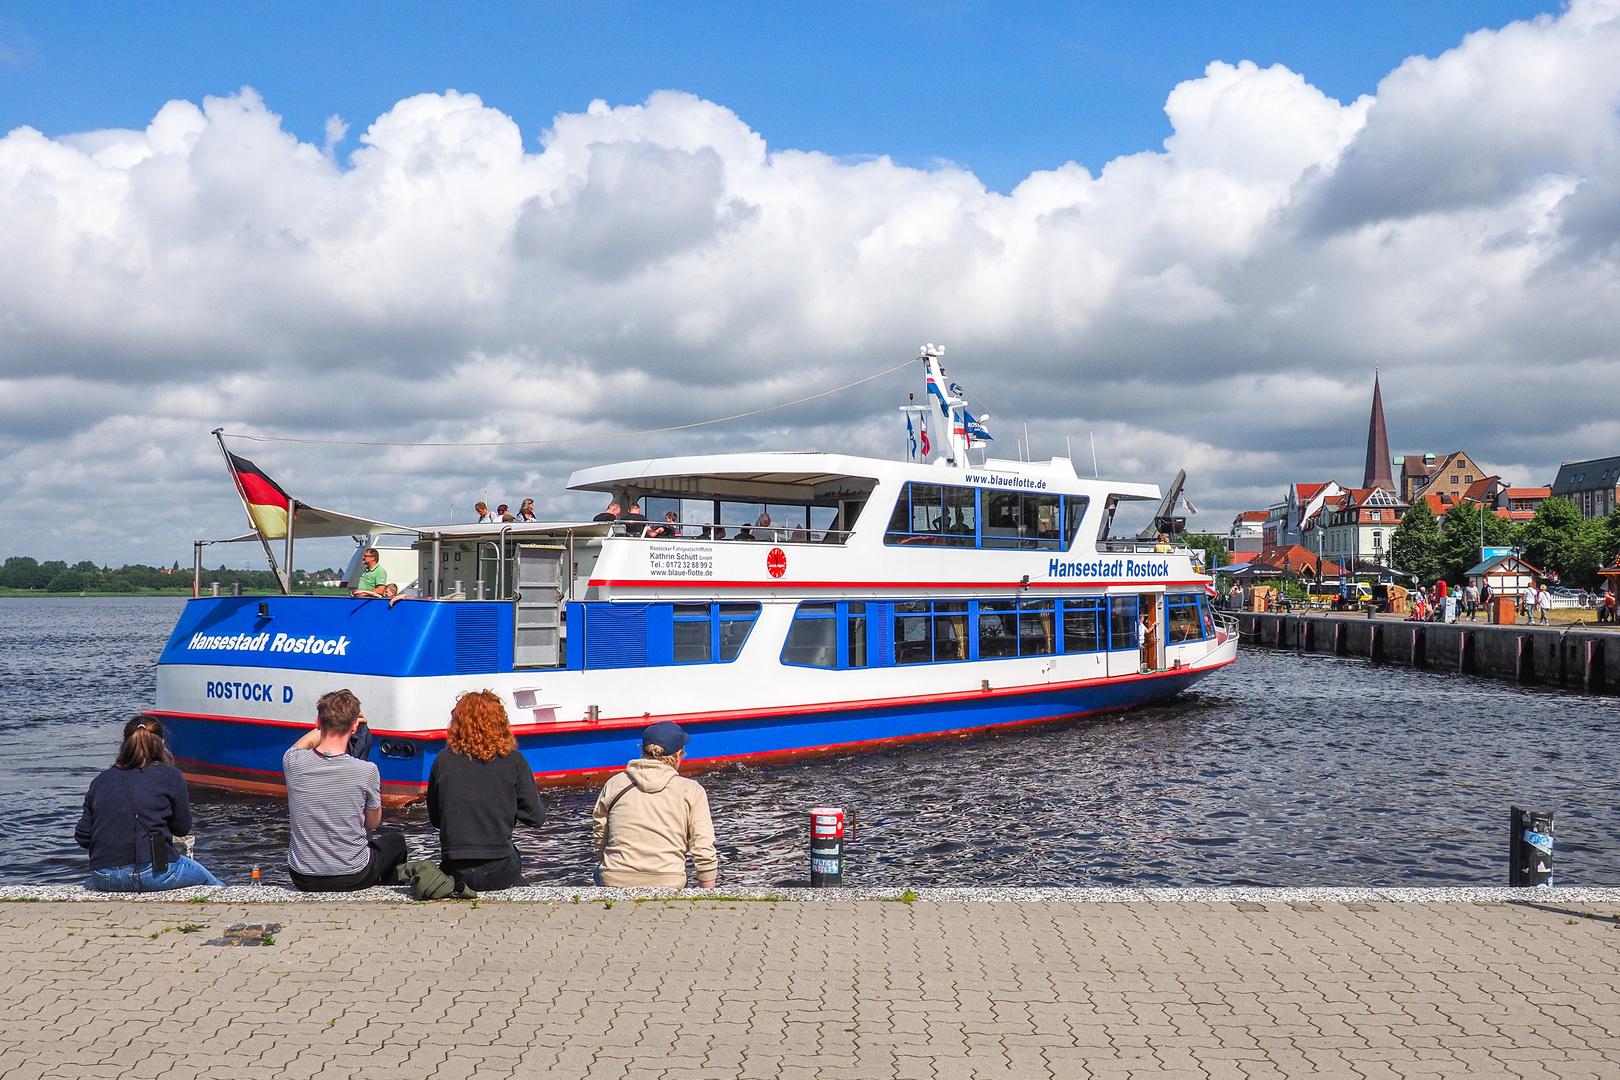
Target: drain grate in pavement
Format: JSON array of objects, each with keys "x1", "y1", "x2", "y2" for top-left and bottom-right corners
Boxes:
[{"x1": 205, "y1": 923, "x2": 281, "y2": 947}]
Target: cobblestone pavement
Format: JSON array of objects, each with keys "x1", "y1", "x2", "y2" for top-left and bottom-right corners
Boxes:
[{"x1": 3, "y1": 895, "x2": 1618, "y2": 1079}]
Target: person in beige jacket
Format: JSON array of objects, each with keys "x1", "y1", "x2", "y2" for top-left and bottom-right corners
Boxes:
[{"x1": 592, "y1": 722, "x2": 718, "y2": 887}]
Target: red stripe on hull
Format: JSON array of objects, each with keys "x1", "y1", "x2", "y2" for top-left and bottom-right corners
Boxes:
[
  {"x1": 151, "y1": 657, "x2": 1233, "y2": 740},
  {"x1": 591, "y1": 578, "x2": 1210, "y2": 590}
]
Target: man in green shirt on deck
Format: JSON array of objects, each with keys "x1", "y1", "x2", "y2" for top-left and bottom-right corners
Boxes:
[{"x1": 351, "y1": 549, "x2": 389, "y2": 598}]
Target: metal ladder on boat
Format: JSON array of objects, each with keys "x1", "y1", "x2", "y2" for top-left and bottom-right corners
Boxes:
[{"x1": 513, "y1": 545, "x2": 567, "y2": 668}]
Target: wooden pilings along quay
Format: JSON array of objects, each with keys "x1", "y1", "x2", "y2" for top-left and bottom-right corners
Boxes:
[{"x1": 1237, "y1": 612, "x2": 1619, "y2": 692}]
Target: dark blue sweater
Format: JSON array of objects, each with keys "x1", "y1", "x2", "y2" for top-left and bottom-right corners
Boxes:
[{"x1": 74, "y1": 763, "x2": 193, "y2": 871}]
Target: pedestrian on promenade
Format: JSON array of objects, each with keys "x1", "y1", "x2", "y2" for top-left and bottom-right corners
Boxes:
[
  {"x1": 592, "y1": 722, "x2": 718, "y2": 888},
  {"x1": 1536, "y1": 584, "x2": 1552, "y2": 625},
  {"x1": 75, "y1": 715, "x2": 225, "y2": 891},
  {"x1": 284, "y1": 690, "x2": 407, "y2": 892},
  {"x1": 1464, "y1": 582, "x2": 1479, "y2": 621},
  {"x1": 425, "y1": 691, "x2": 544, "y2": 892}
]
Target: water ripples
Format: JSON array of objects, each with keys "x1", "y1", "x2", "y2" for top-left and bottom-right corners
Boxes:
[{"x1": 2, "y1": 597, "x2": 1617, "y2": 887}]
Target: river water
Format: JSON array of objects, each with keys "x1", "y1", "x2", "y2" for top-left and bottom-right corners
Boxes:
[{"x1": 3, "y1": 597, "x2": 1616, "y2": 888}]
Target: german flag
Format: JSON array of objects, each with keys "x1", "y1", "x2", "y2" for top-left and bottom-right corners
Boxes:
[{"x1": 226, "y1": 453, "x2": 293, "y2": 539}]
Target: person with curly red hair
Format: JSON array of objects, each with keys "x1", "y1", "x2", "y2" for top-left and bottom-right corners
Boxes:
[{"x1": 426, "y1": 690, "x2": 544, "y2": 892}]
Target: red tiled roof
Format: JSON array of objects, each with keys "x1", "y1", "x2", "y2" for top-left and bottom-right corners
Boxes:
[
  {"x1": 1495, "y1": 509, "x2": 1536, "y2": 521},
  {"x1": 1255, "y1": 544, "x2": 1344, "y2": 576},
  {"x1": 1504, "y1": 487, "x2": 1549, "y2": 498},
  {"x1": 1237, "y1": 510, "x2": 1269, "y2": 522}
]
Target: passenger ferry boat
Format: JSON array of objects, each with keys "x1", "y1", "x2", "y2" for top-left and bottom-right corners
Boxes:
[{"x1": 154, "y1": 349, "x2": 1238, "y2": 802}]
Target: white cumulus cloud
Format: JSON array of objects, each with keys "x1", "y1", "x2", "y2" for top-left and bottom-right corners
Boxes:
[{"x1": 3, "y1": 0, "x2": 1620, "y2": 565}]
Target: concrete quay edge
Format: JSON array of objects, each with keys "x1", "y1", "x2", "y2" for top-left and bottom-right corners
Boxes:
[{"x1": 5, "y1": 882, "x2": 1619, "y2": 904}]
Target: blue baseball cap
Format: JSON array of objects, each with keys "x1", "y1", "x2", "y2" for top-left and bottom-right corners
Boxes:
[{"x1": 641, "y1": 721, "x2": 689, "y2": 755}]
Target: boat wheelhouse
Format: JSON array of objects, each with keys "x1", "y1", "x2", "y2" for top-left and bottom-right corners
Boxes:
[{"x1": 154, "y1": 353, "x2": 1237, "y2": 802}]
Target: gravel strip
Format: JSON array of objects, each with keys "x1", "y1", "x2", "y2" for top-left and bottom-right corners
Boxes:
[{"x1": 3, "y1": 883, "x2": 1618, "y2": 903}]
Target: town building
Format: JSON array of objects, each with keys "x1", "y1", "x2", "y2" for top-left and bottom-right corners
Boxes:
[
  {"x1": 1465, "y1": 553, "x2": 1540, "y2": 599},
  {"x1": 1497, "y1": 487, "x2": 1550, "y2": 514},
  {"x1": 1262, "y1": 482, "x2": 1345, "y2": 549},
  {"x1": 1549, "y1": 456, "x2": 1620, "y2": 520},
  {"x1": 1363, "y1": 373, "x2": 1395, "y2": 493},
  {"x1": 1303, "y1": 487, "x2": 1407, "y2": 572},
  {"x1": 1394, "y1": 450, "x2": 1490, "y2": 504},
  {"x1": 1226, "y1": 510, "x2": 1267, "y2": 555}
]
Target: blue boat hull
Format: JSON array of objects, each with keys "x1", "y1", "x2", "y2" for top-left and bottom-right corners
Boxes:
[{"x1": 159, "y1": 662, "x2": 1221, "y2": 802}]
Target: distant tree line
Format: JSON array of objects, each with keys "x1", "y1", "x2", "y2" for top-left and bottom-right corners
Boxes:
[
  {"x1": 1389, "y1": 497, "x2": 1620, "y2": 588},
  {"x1": 0, "y1": 556, "x2": 339, "y2": 594}
]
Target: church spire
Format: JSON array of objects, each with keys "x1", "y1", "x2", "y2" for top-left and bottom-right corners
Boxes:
[{"x1": 1363, "y1": 367, "x2": 1395, "y2": 493}]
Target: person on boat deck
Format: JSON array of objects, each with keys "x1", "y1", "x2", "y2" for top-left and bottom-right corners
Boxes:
[
  {"x1": 476, "y1": 501, "x2": 497, "y2": 524},
  {"x1": 645, "y1": 511, "x2": 680, "y2": 539},
  {"x1": 284, "y1": 690, "x2": 407, "y2": 892},
  {"x1": 592, "y1": 722, "x2": 718, "y2": 888},
  {"x1": 351, "y1": 548, "x2": 388, "y2": 598},
  {"x1": 426, "y1": 691, "x2": 544, "y2": 893},
  {"x1": 621, "y1": 501, "x2": 649, "y2": 536},
  {"x1": 752, "y1": 512, "x2": 775, "y2": 542},
  {"x1": 592, "y1": 500, "x2": 621, "y2": 523},
  {"x1": 517, "y1": 499, "x2": 537, "y2": 522},
  {"x1": 498, "y1": 504, "x2": 515, "y2": 523},
  {"x1": 76, "y1": 715, "x2": 225, "y2": 892}
]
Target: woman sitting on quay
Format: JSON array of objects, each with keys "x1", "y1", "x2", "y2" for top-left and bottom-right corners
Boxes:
[
  {"x1": 592, "y1": 722, "x2": 718, "y2": 888},
  {"x1": 425, "y1": 690, "x2": 545, "y2": 892},
  {"x1": 74, "y1": 715, "x2": 225, "y2": 891}
]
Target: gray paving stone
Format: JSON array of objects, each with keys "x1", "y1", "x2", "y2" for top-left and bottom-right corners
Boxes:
[{"x1": 1, "y1": 894, "x2": 1618, "y2": 1078}]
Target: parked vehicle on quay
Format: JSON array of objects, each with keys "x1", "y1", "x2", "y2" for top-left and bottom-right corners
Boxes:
[{"x1": 152, "y1": 348, "x2": 1238, "y2": 803}]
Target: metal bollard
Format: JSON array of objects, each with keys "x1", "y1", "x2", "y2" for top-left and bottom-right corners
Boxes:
[
  {"x1": 210, "y1": 582, "x2": 221, "y2": 598},
  {"x1": 231, "y1": 582, "x2": 242, "y2": 597},
  {"x1": 809, "y1": 807, "x2": 846, "y2": 887},
  {"x1": 1509, "y1": 806, "x2": 1554, "y2": 887}
]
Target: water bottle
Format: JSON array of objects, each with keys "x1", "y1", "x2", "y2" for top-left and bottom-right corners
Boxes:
[{"x1": 251, "y1": 865, "x2": 261, "y2": 887}]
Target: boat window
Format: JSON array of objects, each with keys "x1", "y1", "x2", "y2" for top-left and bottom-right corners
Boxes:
[
  {"x1": 1062, "y1": 599, "x2": 1104, "y2": 653},
  {"x1": 673, "y1": 603, "x2": 713, "y2": 664},
  {"x1": 1018, "y1": 599, "x2": 1056, "y2": 656},
  {"x1": 1063, "y1": 496, "x2": 1089, "y2": 547},
  {"x1": 978, "y1": 599, "x2": 1017, "y2": 659},
  {"x1": 1165, "y1": 593, "x2": 1205, "y2": 643},
  {"x1": 1108, "y1": 596, "x2": 1139, "y2": 650},
  {"x1": 781, "y1": 603, "x2": 839, "y2": 668},
  {"x1": 982, "y1": 492, "x2": 1062, "y2": 550},
  {"x1": 718, "y1": 603, "x2": 761, "y2": 662},
  {"x1": 883, "y1": 482, "x2": 976, "y2": 547},
  {"x1": 847, "y1": 601, "x2": 867, "y2": 668}
]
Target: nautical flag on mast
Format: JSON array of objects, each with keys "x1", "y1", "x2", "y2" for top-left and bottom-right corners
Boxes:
[
  {"x1": 225, "y1": 452, "x2": 294, "y2": 539},
  {"x1": 963, "y1": 409, "x2": 993, "y2": 443}
]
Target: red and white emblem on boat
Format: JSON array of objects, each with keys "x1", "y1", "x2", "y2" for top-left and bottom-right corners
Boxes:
[{"x1": 766, "y1": 547, "x2": 787, "y2": 578}]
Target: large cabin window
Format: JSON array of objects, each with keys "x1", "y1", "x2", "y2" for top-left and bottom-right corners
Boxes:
[
  {"x1": 884, "y1": 483, "x2": 975, "y2": 546},
  {"x1": 884, "y1": 484, "x2": 1086, "y2": 550},
  {"x1": 1062, "y1": 598, "x2": 1104, "y2": 653},
  {"x1": 894, "y1": 600, "x2": 970, "y2": 664},
  {"x1": 982, "y1": 491, "x2": 1062, "y2": 549}
]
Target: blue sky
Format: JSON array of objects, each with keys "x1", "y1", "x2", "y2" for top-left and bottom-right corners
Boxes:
[{"x1": 0, "y1": 1, "x2": 1557, "y2": 191}]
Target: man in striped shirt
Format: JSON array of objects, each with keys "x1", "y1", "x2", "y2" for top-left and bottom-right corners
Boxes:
[{"x1": 284, "y1": 689, "x2": 407, "y2": 891}]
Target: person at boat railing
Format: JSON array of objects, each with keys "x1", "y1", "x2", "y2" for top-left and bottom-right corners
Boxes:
[
  {"x1": 751, "y1": 512, "x2": 775, "y2": 541},
  {"x1": 75, "y1": 715, "x2": 226, "y2": 892},
  {"x1": 517, "y1": 499, "x2": 537, "y2": 522},
  {"x1": 476, "y1": 501, "x2": 497, "y2": 524},
  {"x1": 591, "y1": 722, "x2": 718, "y2": 889},
  {"x1": 351, "y1": 548, "x2": 389, "y2": 598},
  {"x1": 592, "y1": 500, "x2": 621, "y2": 523},
  {"x1": 497, "y1": 504, "x2": 515, "y2": 523},
  {"x1": 622, "y1": 501, "x2": 649, "y2": 536}
]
